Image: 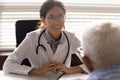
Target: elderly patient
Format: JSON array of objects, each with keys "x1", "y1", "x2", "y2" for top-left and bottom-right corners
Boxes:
[{"x1": 80, "y1": 22, "x2": 120, "y2": 80}]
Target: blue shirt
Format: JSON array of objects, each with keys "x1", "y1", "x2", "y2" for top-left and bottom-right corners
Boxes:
[{"x1": 88, "y1": 65, "x2": 120, "y2": 80}]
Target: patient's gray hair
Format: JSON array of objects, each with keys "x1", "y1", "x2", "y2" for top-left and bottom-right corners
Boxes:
[{"x1": 81, "y1": 22, "x2": 120, "y2": 69}]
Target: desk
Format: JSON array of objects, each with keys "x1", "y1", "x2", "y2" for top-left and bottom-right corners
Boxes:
[
  {"x1": 59, "y1": 73, "x2": 88, "y2": 80},
  {"x1": 0, "y1": 71, "x2": 88, "y2": 80}
]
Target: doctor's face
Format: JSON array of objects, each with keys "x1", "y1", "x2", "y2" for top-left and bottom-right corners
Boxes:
[{"x1": 44, "y1": 6, "x2": 65, "y2": 37}]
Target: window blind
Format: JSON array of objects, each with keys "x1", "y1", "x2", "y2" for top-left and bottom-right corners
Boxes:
[{"x1": 1, "y1": 0, "x2": 120, "y2": 51}]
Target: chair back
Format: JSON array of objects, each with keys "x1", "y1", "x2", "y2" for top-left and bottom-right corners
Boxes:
[{"x1": 15, "y1": 20, "x2": 40, "y2": 47}]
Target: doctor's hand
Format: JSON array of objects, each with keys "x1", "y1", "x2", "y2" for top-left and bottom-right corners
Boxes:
[
  {"x1": 48, "y1": 62, "x2": 70, "y2": 74},
  {"x1": 49, "y1": 62, "x2": 84, "y2": 74},
  {"x1": 40, "y1": 62, "x2": 59, "y2": 74},
  {"x1": 28, "y1": 62, "x2": 57, "y2": 75}
]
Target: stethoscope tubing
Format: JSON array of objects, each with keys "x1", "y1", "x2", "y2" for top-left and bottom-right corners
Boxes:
[
  {"x1": 36, "y1": 29, "x2": 70, "y2": 64},
  {"x1": 36, "y1": 28, "x2": 70, "y2": 79},
  {"x1": 36, "y1": 29, "x2": 46, "y2": 54}
]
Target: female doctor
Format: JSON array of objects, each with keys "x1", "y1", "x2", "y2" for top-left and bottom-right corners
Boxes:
[{"x1": 3, "y1": 0, "x2": 84, "y2": 77}]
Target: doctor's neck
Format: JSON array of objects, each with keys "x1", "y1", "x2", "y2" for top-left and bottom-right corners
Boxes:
[{"x1": 48, "y1": 31, "x2": 62, "y2": 41}]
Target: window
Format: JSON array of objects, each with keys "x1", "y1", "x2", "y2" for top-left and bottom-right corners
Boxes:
[{"x1": 0, "y1": 0, "x2": 120, "y2": 51}]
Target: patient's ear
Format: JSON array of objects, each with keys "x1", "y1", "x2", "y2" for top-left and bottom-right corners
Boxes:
[{"x1": 82, "y1": 56, "x2": 93, "y2": 72}]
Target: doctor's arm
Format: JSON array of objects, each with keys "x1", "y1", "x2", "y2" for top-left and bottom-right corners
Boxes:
[
  {"x1": 3, "y1": 33, "x2": 34, "y2": 75},
  {"x1": 28, "y1": 62, "x2": 54, "y2": 75},
  {"x1": 29, "y1": 62, "x2": 83, "y2": 75}
]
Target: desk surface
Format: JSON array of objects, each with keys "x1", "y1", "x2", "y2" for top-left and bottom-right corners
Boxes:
[{"x1": 0, "y1": 71, "x2": 88, "y2": 80}]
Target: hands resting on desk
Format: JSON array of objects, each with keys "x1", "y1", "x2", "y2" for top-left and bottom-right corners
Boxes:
[{"x1": 28, "y1": 62, "x2": 83, "y2": 75}]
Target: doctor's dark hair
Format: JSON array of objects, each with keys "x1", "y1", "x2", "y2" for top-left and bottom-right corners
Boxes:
[
  {"x1": 38, "y1": 0, "x2": 66, "y2": 29},
  {"x1": 40, "y1": 0, "x2": 66, "y2": 18}
]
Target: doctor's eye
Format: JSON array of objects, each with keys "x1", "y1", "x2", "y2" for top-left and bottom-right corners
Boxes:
[
  {"x1": 57, "y1": 14, "x2": 64, "y2": 19},
  {"x1": 46, "y1": 14, "x2": 65, "y2": 22},
  {"x1": 47, "y1": 16, "x2": 54, "y2": 20}
]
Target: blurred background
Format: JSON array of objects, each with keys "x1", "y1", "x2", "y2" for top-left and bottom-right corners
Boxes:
[{"x1": 0, "y1": 0, "x2": 120, "y2": 52}]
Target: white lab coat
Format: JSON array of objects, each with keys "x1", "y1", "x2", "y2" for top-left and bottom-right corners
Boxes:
[{"x1": 3, "y1": 29, "x2": 81, "y2": 76}]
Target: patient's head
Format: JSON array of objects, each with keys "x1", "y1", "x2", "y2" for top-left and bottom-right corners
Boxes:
[{"x1": 81, "y1": 22, "x2": 120, "y2": 72}]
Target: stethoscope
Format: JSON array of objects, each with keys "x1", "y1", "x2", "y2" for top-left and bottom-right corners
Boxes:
[{"x1": 36, "y1": 28, "x2": 70, "y2": 64}]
